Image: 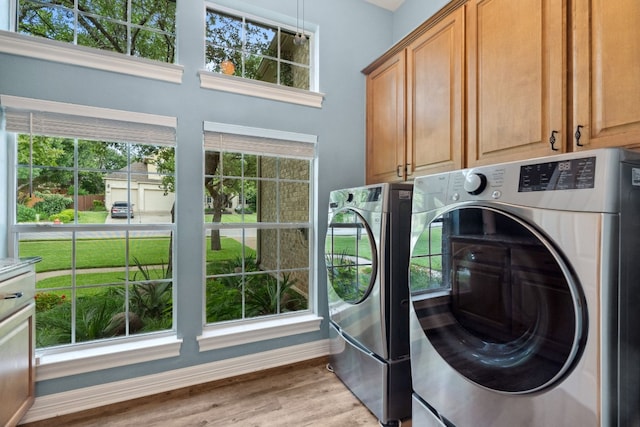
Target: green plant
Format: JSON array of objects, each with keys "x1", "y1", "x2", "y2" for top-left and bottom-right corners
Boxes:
[
  {"x1": 244, "y1": 272, "x2": 306, "y2": 317},
  {"x1": 32, "y1": 192, "x2": 73, "y2": 217},
  {"x1": 35, "y1": 292, "x2": 67, "y2": 312},
  {"x1": 123, "y1": 257, "x2": 173, "y2": 325},
  {"x1": 92, "y1": 199, "x2": 105, "y2": 211},
  {"x1": 17, "y1": 204, "x2": 37, "y2": 222},
  {"x1": 49, "y1": 212, "x2": 73, "y2": 223},
  {"x1": 61, "y1": 209, "x2": 77, "y2": 220}
]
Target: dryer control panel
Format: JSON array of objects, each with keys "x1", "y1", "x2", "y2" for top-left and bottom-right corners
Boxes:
[{"x1": 518, "y1": 156, "x2": 596, "y2": 192}]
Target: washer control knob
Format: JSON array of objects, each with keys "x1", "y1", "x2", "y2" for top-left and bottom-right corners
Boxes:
[{"x1": 464, "y1": 173, "x2": 487, "y2": 195}]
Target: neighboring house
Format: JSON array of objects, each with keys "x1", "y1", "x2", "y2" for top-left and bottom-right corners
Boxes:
[{"x1": 104, "y1": 160, "x2": 175, "y2": 214}]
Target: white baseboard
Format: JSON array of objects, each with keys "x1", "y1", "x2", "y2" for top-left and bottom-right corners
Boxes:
[{"x1": 20, "y1": 339, "x2": 330, "y2": 424}]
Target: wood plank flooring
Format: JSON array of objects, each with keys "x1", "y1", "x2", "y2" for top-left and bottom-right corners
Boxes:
[{"x1": 21, "y1": 357, "x2": 413, "y2": 427}]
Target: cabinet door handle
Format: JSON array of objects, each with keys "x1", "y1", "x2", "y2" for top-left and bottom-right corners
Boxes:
[
  {"x1": 549, "y1": 130, "x2": 559, "y2": 151},
  {"x1": 405, "y1": 163, "x2": 412, "y2": 177},
  {"x1": 396, "y1": 165, "x2": 403, "y2": 178},
  {"x1": 575, "y1": 125, "x2": 584, "y2": 146}
]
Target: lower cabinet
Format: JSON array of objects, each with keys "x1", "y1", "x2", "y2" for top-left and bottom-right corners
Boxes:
[{"x1": 0, "y1": 303, "x2": 36, "y2": 427}]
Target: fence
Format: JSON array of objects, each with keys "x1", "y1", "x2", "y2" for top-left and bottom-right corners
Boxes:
[{"x1": 72, "y1": 195, "x2": 105, "y2": 211}]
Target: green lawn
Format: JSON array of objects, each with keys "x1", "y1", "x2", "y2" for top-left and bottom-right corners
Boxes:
[
  {"x1": 206, "y1": 213, "x2": 257, "y2": 223},
  {"x1": 21, "y1": 236, "x2": 252, "y2": 273}
]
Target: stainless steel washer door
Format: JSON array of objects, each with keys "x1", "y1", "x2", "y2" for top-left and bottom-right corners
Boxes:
[
  {"x1": 410, "y1": 206, "x2": 588, "y2": 394},
  {"x1": 326, "y1": 206, "x2": 388, "y2": 358}
]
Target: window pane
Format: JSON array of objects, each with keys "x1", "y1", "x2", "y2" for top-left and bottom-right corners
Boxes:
[
  {"x1": 245, "y1": 19, "x2": 277, "y2": 57},
  {"x1": 243, "y1": 154, "x2": 258, "y2": 178},
  {"x1": 282, "y1": 62, "x2": 310, "y2": 90},
  {"x1": 132, "y1": 29, "x2": 176, "y2": 62},
  {"x1": 206, "y1": 10, "x2": 243, "y2": 50},
  {"x1": 258, "y1": 180, "x2": 278, "y2": 222},
  {"x1": 77, "y1": 14, "x2": 128, "y2": 54},
  {"x1": 281, "y1": 30, "x2": 309, "y2": 63},
  {"x1": 280, "y1": 182, "x2": 309, "y2": 222},
  {"x1": 259, "y1": 156, "x2": 278, "y2": 179},
  {"x1": 132, "y1": 0, "x2": 176, "y2": 32},
  {"x1": 18, "y1": 2, "x2": 75, "y2": 43},
  {"x1": 280, "y1": 158, "x2": 310, "y2": 180},
  {"x1": 248, "y1": 55, "x2": 277, "y2": 84}
]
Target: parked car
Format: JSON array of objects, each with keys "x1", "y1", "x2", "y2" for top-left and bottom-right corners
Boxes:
[{"x1": 110, "y1": 201, "x2": 134, "y2": 218}]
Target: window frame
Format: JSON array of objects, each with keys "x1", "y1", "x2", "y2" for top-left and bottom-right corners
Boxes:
[
  {"x1": 3, "y1": 95, "x2": 181, "y2": 376},
  {"x1": 200, "y1": 2, "x2": 323, "y2": 108},
  {"x1": 14, "y1": 0, "x2": 177, "y2": 63},
  {"x1": 198, "y1": 121, "x2": 321, "y2": 351}
]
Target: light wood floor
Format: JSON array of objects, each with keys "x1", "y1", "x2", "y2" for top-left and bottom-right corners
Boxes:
[{"x1": 22, "y1": 357, "x2": 413, "y2": 427}]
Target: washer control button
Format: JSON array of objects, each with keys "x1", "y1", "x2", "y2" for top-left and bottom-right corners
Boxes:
[
  {"x1": 492, "y1": 190, "x2": 502, "y2": 199},
  {"x1": 452, "y1": 193, "x2": 460, "y2": 201},
  {"x1": 464, "y1": 173, "x2": 487, "y2": 195}
]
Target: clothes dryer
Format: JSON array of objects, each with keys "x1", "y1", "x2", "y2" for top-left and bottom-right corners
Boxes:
[
  {"x1": 325, "y1": 183, "x2": 413, "y2": 426},
  {"x1": 408, "y1": 148, "x2": 640, "y2": 426}
]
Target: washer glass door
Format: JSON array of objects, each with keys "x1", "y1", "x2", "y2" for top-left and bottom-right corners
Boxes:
[
  {"x1": 326, "y1": 209, "x2": 377, "y2": 305},
  {"x1": 410, "y1": 206, "x2": 587, "y2": 394}
]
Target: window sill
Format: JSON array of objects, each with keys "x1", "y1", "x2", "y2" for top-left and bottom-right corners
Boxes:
[
  {"x1": 197, "y1": 313, "x2": 323, "y2": 352},
  {"x1": 35, "y1": 335, "x2": 183, "y2": 381},
  {"x1": 198, "y1": 70, "x2": 324, "y2": 108},
  {"x1": 0, "y1": 31, "x2": 184, "y2": 84}
]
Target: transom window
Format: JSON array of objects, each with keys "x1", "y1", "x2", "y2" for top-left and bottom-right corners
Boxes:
[
  {"x1": 16, "y1": 0, "x2": 177, "y2": 63},
  {"x1": 205, "y1": 6, "x2": 312, "y2": 90},
  {"x1": 203, "y1": 124, "x2": 315, "y2": 324}
]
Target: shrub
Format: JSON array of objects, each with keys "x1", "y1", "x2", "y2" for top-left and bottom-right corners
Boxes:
[
  {"x1": 61, "y1": 209, "x2": 77, "y2": 221},
  {"x1": 33, "y1": 192, "x2": 73, "y2": 217},
  {"x1": 49, "y1": 213, "x2": 73, "y2": 223},
  {"x1": 17, "y1": 204, "x2": 38, "y2": 222},
  {"x1": 234, "y1": 205, "x2": 254, "y2": 214},
  {"x1": 35, "y1": 292, "x2": 67, "y2": 312},
  {"x1": 92, "y1": 199, "x2": 105, "y2": 211}
]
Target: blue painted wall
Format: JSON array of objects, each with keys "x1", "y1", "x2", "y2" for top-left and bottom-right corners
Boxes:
[
  {"x1": 392, "y1": 0, "x2": 450, "y2": 43},
  {"x1": 0, "y1": 0, "x2": 445, "y2": 398}
]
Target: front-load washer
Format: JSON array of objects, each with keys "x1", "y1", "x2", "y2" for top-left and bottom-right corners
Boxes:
[
  {"x1": 325, "y1": 183, "x2": 413, "y2": 426},
  {"x1": 408, "y1": 148, "x2": 640, "y2": 426}
]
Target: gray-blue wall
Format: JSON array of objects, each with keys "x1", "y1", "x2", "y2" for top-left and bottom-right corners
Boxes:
[{"x1": 0, "y1": 0, "x2": 442, "y2": 398}]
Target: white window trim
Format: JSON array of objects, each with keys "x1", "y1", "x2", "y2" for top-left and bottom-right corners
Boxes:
[
  {"x1": 198, "y1": 313, "x2": 323, "y2": 352},
  {"x1": 199, "y1": 70, "x2": 324, "y2": 108},
  {"x1": 35, "y1": 335, "x2": 183, "y2": 381},
  {"x1": 0, "y1": 30, "x2": 183, "y2": 84}
]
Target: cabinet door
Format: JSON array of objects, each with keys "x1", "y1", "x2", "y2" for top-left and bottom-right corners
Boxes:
[
  {"x1": 0, "y1": 304, "x2": 35, "y2": 427},
  {"x1": 466, "y1": 0, "x2": 565, "y2": 166},
  {"x1": 366, "y1": 51, "x2": 406, "y2": 184},
  {"x1": 407, "y1": 7, "x2": 464, "y2": 178},
  {"x1": 572, "y1": 0, "x2": 640, "y2": 150}
]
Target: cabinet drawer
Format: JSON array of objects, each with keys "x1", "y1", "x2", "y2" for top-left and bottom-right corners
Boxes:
[{"x1": 0, "y1": 272, "x2": 35, "y2": 321}]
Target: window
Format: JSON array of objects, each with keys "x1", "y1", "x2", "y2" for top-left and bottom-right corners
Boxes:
[
  {"x1": 203, "y1": 123, "x2": 315, "y2": 325},
  {"x1": 205, "y1": 6, "x2": 312, "y2": 90},
  {"x1": 16, "y1": 0, "x2": 177, "y2": 63},
  {"x1": 2, "y1": 95, "x2": 177, "y2": 350}
]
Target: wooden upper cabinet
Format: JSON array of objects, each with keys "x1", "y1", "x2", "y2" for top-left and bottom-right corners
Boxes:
[
  {"x1": 407, "y1": 6, "x2": 464, "y2": 178},
  {"x1": 366, "y1": 51, "x2": 406, "y2": 184},
  {"x1": 365, "y1": 3, "x2": 465, "y2": 184},
  {"x1": 466, "y1": 0, "x2": 566, "y2": 166},
  {"x1": 572, "y1": 0, "x2": 640, "y2": 151}
]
